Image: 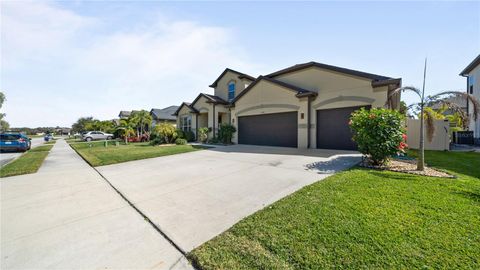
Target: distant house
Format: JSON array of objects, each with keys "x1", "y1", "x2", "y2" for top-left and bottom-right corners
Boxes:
[
  {"x1": 56, "y1": 127, "x2": 71, "y2": 135},
  {"x1": 150, "y1": 106, "x2": 179, "y2": 127},
  {"x1": 118, "y1": 111, "x2": 131, "y2": 119},
  {"x1": 431, "y1": 95, "x2": 467, "y2": 115},
  {"x1": 460, "y1": 54, "x2": 480, "y2": 144},
  {"x1": 118, "y1": 110, "x2": 139, "y2": 119}
]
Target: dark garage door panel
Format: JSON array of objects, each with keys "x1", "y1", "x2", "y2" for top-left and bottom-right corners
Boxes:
[
  {"x1": 238, "y1": 112, "x2": 298, "y2": 148},
  {"x1": 316, "y1": 105, "x2": 370, "y2": 150}
]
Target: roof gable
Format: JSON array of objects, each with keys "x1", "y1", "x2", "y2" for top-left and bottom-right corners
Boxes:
[
  {"x1": 231, "y1": 76, "x2": 316, "y2": 104},
  {"x1": 191, "y1": 93, "x2": 229, "y2": 107},
  {"x1": 267, "y1": 61, "x2": 392, "y2": 82},
  {"x1": 173, "y1": 102, "x2": 198, "y2": 116},
  {"x1": 209, "y1": 68, "x2": 255, "y2": 88}
]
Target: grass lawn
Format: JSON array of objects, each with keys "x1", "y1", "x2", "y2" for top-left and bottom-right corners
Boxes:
[
  {"x1": 0, "y1": 144, "x2": 54, "y2": 178},
  {"x1": 70, "y1": 141, "x2": 205, "y2": 166},
  {"x1": 189, "y1": 150, "x2": 480, "y2": 269}
]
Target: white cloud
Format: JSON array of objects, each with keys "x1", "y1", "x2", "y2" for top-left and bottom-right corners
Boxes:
[{"x1": 1, "y1": 1, "x2": 258, "y2": 127}]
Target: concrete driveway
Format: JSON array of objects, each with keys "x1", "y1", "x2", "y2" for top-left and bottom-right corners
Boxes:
[
  {"x1": 0, "y1": 137, "x2": 44, "y2": 166},
  {"x1": 97, "y1": 144, "x2": 361, "y2": 252}
]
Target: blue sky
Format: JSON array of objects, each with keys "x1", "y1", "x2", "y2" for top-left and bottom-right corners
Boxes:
[{"x1": 1, "y1": 0, "x2": 479, "y2": 127}]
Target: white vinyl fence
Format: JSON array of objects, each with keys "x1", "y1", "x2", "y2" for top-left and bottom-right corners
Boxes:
[{"x1": 405, "y1": 119, "x2": 450, "y2": 151}]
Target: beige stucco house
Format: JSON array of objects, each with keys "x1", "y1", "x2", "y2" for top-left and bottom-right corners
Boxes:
[{"x1": 174, "y1": 62, "x2": 401, "y2": 150}]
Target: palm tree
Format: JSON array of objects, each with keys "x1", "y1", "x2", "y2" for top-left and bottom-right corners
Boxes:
[
  {"x1": 128, "y1": 110, "x2": 152, "y2": 138},
  {"x1": 116, "y1": 119, "x2": 135, "y2": 144},
  {"x1": 388, "y1": 88, "x2": 479, "y2": 170}
]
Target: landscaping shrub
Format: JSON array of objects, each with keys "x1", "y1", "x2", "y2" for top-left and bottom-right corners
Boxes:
[
  {"x1": 198, "y1": 127, "x2": 209, "y2": 143},
  {"x1": 350, "y1": 107, "x2": 406, "y2": 165},
  {"x1": 217, "y1": 124, "x2": 236, "y2": 144},
  {"x1": 149, "y1": 137, "x2": 163, "y2": 146},
  {"x1": 176, "y1": 129, "x2": 185, "y2": 140},
  {"x1": 152, "y1": 123, "x2": 177, "y2": 144},
  {"x1": 175, "y1": 138, "x2": 187, "y2": 145},
  {"x1": 184, "y1": 130, "x2": 195, "y2": 142}
]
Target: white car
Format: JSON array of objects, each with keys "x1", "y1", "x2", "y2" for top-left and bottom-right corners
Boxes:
[{"x1": 82, "y1": 131, "x2": 114, "y2": 141}]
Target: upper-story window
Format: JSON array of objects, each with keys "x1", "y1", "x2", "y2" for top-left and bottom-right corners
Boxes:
[{"x1": 228, "y1": 81, "x2": 235, "y2": 101}]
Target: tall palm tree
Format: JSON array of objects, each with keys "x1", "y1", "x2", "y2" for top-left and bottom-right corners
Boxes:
[{"x1": 388, "y1": 88, "x2": 479, "y2": 170}]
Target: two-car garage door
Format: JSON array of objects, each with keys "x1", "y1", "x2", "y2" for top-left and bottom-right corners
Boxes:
[
  {"x1": 236, "y1": 106, "x2": 368, "y2": 150},
  {"x1": 238, "y1": 112, "x2": 298, "y2": 148}
]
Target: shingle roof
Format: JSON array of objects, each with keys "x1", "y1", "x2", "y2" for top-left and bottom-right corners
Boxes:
[
  {"x1": 150, "y1": 105, "x2": 179, "y2": 121},
  {"x1": 267, "y1": 61, "x2": 392, "y2": 82},
  {"x1": 118, "y1": 110, "x2": 131, "y2": 118},
  {"x1": 460, "y1": 54, "x2": 480, "y2": 76},
  {"x1": 209, "y1": 68, "x2": 255, "y2": 88}
]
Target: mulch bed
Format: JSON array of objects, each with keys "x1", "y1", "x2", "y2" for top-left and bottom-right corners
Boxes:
[{"x1": 359, "y1": 158, "x2": 454, "y2": 178}]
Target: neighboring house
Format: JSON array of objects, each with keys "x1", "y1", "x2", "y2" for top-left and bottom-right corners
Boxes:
[
  {"x1": 150, "y1": 106, "x2": 179, "y2": 127},
  {"x1": 118, "y1": 110, "x2": 139, "y2": 119},
  {"x1": 118, "y1": 111, "x2": 132, "y2": 119},
  {"x1": 174, "y1": 62, "x2": 401, "y2": 150},
  {"x1": 460, "y1": 54, "x2": 480, "y2": 144},
  {"x1": 431, "y1": 95, "x2": 467, "y2": 115},
  {"x1": 55, "y1": 127, "x2": 71, "y2": 135}
]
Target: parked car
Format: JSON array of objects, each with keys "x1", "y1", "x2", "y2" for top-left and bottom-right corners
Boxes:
[
  {"x1": 82, "y1": 131, "x2": 114, "y2": 142},
  {"x1": 0, "y1": 132, "x2": 31, "y2": 152},
  {"x1": 44, "y1": 134, "x2": 54, "y2": 141}
]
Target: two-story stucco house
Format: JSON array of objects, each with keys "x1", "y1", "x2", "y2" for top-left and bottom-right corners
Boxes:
[
  {"x1": 174, "y1": 62, "x2": 401, "y2": 150},
  {"x1": 460, "y1": 54, "x2": 480, "y2": 145}
]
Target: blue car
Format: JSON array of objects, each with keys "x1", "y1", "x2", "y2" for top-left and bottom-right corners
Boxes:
[{"x1": 0, "y1": 132, "x2": 31, "y2": 152}]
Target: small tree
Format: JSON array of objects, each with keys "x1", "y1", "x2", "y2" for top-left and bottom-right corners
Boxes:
[
  {"x1": 217, "y1": 124, "x2": 236, "y2": 144},
  {"x1": 350, "y1": 108, "x2": 406, "y2": 166}
]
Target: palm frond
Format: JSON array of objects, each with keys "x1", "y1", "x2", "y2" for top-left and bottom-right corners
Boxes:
[
  {"x1": 427, "y1": 91, "x2": 479, "y2": 121},
  {"x1": 423, "y1": 108, "x2": 435, "y2": 143},
  {"x1": 386, "y1": 86, "x2": 422, "y2": 108}
]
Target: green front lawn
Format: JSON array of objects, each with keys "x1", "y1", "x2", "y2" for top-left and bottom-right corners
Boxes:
[
  {"x1": 70, "y1": 141, "x2": 205, "y2": 166},
  {"x1": 190, "y1": 151, "x2": 480, "y2": 269},
  {"x1": 0, "y1": 144, "x2": 54, "y2": 178}
]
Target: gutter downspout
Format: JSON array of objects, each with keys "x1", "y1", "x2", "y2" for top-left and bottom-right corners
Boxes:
[
  {"x1": 212, "y1": 104, "x2": 216, "y2": 139},
  {"x1": 307, "y1": 96, "x2": 311, "y2": 148},
  {"x1": 195, "y1": 113, "x2": 198, "y2": 141}
]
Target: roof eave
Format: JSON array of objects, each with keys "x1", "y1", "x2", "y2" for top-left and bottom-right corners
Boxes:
[{"x1": 371, "y1": 78, "x2": 402, "y2": 88}]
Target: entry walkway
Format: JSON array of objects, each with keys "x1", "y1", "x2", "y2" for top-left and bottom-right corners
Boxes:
[{"x1": 1, "y1": 140, "x2": 192, "y2": 269}]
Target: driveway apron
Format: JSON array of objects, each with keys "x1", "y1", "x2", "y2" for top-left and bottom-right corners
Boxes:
[{"x1": 1, "y1": 139, "x2": 192, "y2": 270}]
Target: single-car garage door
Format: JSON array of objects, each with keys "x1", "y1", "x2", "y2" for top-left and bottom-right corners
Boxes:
[
  {"x1": 238, "y1": 112, "x2": 297, "y2": 148},
  {"x1": 316, "y1": 105, "x2": 370, "y2": 150}
]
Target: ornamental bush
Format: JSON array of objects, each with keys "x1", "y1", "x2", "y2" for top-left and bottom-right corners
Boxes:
[
  {"x1": 349, "y1": 108, "x2": 406, "y2": 165},
  {"x1": 175, "y1": 138, "x2": 187, "y2": 145},
  {"x1": 152, "y1": 123, "x2": 177, "y2": 144},
  {"x1": 217, "y1": 124, "x2": 236, "y2": 144},
  {"x1": 198, "y1": 127, "x2": 209, "y2": 143}
]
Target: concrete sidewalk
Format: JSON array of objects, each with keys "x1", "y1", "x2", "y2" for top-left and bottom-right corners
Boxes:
[{"x1": 1, "y1": 140, "x2": 192, "y2": 269}]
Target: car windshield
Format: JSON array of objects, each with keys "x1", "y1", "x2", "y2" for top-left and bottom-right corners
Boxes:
[{"x1": 1, "y1": 134, "x2": 21, "y2": 141}]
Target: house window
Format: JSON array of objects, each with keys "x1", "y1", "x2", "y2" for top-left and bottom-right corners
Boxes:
[
  {"x1": 228, "y1": 82, "x2": 235, "y2": 101},
  {"x1": 180, "y1": 115, "x2": 191, "y2": 132},
  {"x1": 470, "y1": 85, "x2": 474, "y2": 94}
]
